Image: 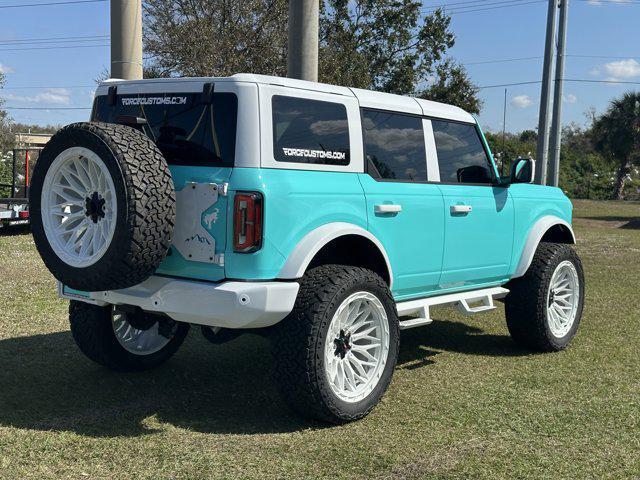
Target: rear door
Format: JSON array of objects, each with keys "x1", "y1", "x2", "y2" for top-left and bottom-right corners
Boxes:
[
  {"x1": 356, "y1": 99, "x2": 445, "y2": 301},
  {"x1": 91, "y1": 81, "x2": 253, "y2": 282},
  {"x1": 428, "y1": 118, "x2": 514, "y2": 288}
]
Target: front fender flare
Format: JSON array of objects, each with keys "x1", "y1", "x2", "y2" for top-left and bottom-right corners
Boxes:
[
  {"x1": 277, "y1": 222, "x2": 394, "y2": 289},
  {"x1": 513, "y1": 215, "x2": 576, "y2": 278}
]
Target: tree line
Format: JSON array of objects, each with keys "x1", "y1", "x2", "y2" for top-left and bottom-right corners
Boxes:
[
  {"x1": 0, "y1": 0, "x2": 638, "y2": 200},
  {"x1": 485, "y1": 92, "x2": 640, "y2": 201}
]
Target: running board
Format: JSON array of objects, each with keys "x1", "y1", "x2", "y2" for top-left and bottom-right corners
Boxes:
[{"x1": 397, "y1": 287, "x2": 509, "y2": 330}]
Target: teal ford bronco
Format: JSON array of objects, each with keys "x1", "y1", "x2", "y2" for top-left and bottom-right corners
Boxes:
[{"x1": 29, "y1": 74, "x2": 584, "y2": 423}]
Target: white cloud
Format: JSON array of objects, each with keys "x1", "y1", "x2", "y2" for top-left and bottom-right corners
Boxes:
[
  {"x1": 601, "y1": 59, "x2": 640, "y2": 80},
  {"x1": 2, "y1": 88, "x2": 71, "y2": 105},
  {"x1": 511, "y1": 95, "x2": 534, "y2": 109},
  {"x1": 0, "y1": 63, "x2": 14, "y2": 74},
  {"x1": 564, "y1": 93, "x2": 577, "y2": 104}
]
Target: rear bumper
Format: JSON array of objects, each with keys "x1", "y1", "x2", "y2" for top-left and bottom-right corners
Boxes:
[{"x1": 59, "y1": 276, "x2": 300, "y2": 329}]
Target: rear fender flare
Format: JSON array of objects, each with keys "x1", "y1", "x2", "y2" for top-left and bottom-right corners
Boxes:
[{"x1": 277, "y1": 222, "x2": 394, "y2": 289}]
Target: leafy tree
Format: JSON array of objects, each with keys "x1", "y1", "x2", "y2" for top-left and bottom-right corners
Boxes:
[
  {"x1": 419, "y1": 59, "x2": 481, "y2": 114},
  {"x1": 143, "y1": 0, "x2": 481, "y2": 112},
  {"x1": 484, "y1": 130, "x2": 536, "y2": 176},
  {"x1": 144, "y1": 0, "x2": 289, "y2": 78},
  {"x1": 0, "y1": 71, "x2": 10, "y2": 150},
  {"x1": 519, "y1": 130, "x2": 537, "y2": 143},
  {"x1": 0, "y1": 71, "x2": 14, "y2": 194},
  {"x1": 592, "y1": 92, "x2": 640, "y2": 200}
]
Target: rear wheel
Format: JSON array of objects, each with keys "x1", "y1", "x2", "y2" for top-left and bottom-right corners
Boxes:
[
  {"x1": 272, "y1": 265, "x2": 399, "y2": 423},
  {"x1": 69, "y1": 300, "x2": 189, "y2": 372},
  {"x1": 505, "y1": 242, "x2": 584, "y2": 351}
]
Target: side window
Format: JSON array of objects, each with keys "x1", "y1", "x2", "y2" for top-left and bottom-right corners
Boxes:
[
  {"x1": 362, "y1": 109, "x2": 427, "y2": 181},
  {"x1": 431, "y1": 120, "x2": 494, "y2": 184},
  {"x1": 272, "y1": 95, "x2": 350, "y2": 165}
]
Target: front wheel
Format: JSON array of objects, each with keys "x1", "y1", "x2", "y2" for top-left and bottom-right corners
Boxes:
[
  {"x1": 272, "y1": 265, "x2": 400, "y2": 423},
  {"x1": 505, "y1": 242, "x2": 584, "y2": 351},
  {"x1": 69, "y1": 300, "x2": 189, "y2": 371}
]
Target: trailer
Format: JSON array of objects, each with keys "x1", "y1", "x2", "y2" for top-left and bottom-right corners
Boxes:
[{"x1": 0, "y1": 147, "x2": 41, "y2": 228}]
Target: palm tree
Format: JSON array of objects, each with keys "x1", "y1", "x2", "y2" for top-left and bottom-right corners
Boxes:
[{"x1": 592, "y1": 92, "x2": 640, "y2": 200}]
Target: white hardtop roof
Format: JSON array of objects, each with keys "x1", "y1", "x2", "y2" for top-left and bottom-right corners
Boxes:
[{"x1": 97, "y1": 73, "x2": 475, "y2": 123}]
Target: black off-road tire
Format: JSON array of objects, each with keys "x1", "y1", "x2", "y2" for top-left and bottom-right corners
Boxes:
[
  {"x1": 69, "y1": 300, "x2": 189, "y2": 372},
  {"x1": 272, "y1": 265, "x2": 400, "y2": 423},
  {"x1": 505, "y1": 242, "x2": 584, "y2": 352},
  {"x1": 30, "y1": 122, "x2": 175, "y2": 291}
]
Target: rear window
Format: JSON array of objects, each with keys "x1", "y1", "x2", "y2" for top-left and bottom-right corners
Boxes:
[
  {"x1": 272, "y1": 95, "x2": 350, "y2": 166},
  {"x1": 91, "y1": 92, "x2": 238, "y2": 167}
]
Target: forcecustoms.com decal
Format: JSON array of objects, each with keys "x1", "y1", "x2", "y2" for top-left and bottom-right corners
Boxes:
[
  {"x1": 121, "y1": 96, "x2": 188, "y2": 106},
  {"x1": 282, "y1": 148, "x2": 347, "y2": 161}
]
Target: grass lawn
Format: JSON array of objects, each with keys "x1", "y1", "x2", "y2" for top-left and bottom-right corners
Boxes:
[{"x1": 0, "y1": 200, "x2": 638, "y2": 479}]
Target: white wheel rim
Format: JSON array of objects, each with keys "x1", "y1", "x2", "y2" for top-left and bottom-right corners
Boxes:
[
  {"x1": 324, "y1": 291, "x2": 390, "y2": 403},
  {"x1": 41, "y1": 147, "x2": 117, "y2": 268},
  {"x1": 113, "y1": 310, "x2": 172, "y2": 356},
  {"x1": 546, "y1": 260, "x2": 580, "y2": 338}
]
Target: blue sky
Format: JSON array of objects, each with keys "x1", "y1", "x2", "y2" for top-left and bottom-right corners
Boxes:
[{"x1": 0, "y1": 0, "x2": 638, "y2": 132}]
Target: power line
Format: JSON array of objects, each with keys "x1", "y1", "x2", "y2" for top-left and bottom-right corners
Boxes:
[
  {"x1": 478, "y1": 78, "x2": 640, "y2": 89},
  {"x1": 423, "y1": 0, "x2": 640, "y2": 8},
  {"x1": 0, "y1": 39, "x2": 108, "y2": 47},
  {"x1": 0, "y1": 36, "x2": 108, "y2": 46},
  {"x1": 564, "y1": 78, "x2": 640, "y2": 85},
  {"x1": 466, "y1": 56, "x2": 542, "y2": 65},
  {"x1": 3, "y1": 75, "x2": 637, "y2": 94},
  {"x1": 421, "y1": 0, "x2": 640, "y2": 16},
  {"x1": 0, "y1": 44, "x2": 109, "y2": 52},
  {"x1": 3, "y1": 106, "x2": 91, "y2": 110},
  {"x1": 566, "y1": 54, "x2": 639, "y2": 59},
  {"x1": 574, "y1": 0, "x2": 640, "y2": 3},
  {"x1": 465, "y1": 53, "x2": 640, "y2": 66},
  {"x1": 479, "y1": 80, "x2": 543, "y2": 89},
  {"x1": 423, "y1": 0, "x2": 546, "y2": 14},
  {"x1": 422, "y1": 0, "x2": 532, "y2": 11},
  {"x1": 441, "y1": 0, "x2": 547, "y2": 15},
  {"x1": 0, "y1": 0, "x2": 106, "y2": 9},
  {"x1": 1, "y1": 85, "x2": 95, "y2": 90}
]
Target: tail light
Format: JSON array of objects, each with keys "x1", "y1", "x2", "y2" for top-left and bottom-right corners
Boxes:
[
  {"x1": 18, "y1": 210, "x2": 29, "y2": 219},
  {"x1": 233, "y1": 192, "x2": 263, "y2": 253}
]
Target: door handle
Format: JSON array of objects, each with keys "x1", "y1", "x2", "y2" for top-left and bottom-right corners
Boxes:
[
  {"x1": 450, "y1": 204, "x2": 472, "y2": 214},
  {"x1": 375, "y1": 204, "x2": 402, "y2": 214}
]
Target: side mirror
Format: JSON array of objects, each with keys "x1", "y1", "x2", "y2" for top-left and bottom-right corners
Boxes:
[{"x1": 510, "y1": 157, "x2": 535, "y2": 184}]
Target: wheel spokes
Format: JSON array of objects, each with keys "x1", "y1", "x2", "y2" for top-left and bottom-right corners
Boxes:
[{"x1": 324, "y1": 292, "x2": 390, "y2": 402}]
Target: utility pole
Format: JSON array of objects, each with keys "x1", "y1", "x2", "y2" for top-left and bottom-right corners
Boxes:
[
  {"x1": 535, "y1": 0, "x2": 558, "y2": 184},
  {"x1": 287, "y1": 0, "x2": 319, "y2": 82},
  {"x1": 110, "y1": 0, "x2": 143, "y2": 80},
  {"x1": 548, "y1": 0, "x2": 569, "y2": 188}
]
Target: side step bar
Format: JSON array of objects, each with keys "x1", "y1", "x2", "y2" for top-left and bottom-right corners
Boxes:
[{"x1": 396, "y1": 287, "x2": 509, "y2": 330}]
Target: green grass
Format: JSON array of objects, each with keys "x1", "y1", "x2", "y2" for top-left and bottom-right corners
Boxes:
[{"x1": 0, "y1": 200, "x2": 639, "y2": 479}]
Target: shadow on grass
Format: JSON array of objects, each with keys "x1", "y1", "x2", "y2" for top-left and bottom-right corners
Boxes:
[
  {"x1": 399, "y1": 319, "x2": 524, "y2": 362},
  {"x1": 0, "y1": 224, "x2": 31, "y2": 237},
  {"x1": 0, "y1": 330, "x2": 321, "y2": 437},
  {"x1": 0, "y1": 319, "x2": 524, "y2": 438},
  {"x1": 582, "y1": 216, "x2": 640, "y2": 229}
]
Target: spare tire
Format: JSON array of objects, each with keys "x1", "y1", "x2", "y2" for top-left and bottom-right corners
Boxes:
[{"x1": 30, "y1": 122, "x2": 175, "y2": 291}]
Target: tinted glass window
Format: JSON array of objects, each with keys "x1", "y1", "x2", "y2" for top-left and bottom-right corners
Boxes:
[
  {"x1": 92, "y1": 92, "x2": 237, "y2": 167},
  {"x1": 272, "y1": 96, "x2": 350, "y2": 165},
  {"x1": 431, "y1": 120, "x2": 493, "y2": 184},
  {"x1": 362, "y1": 109, "x2": 426, "y2": 181}
]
